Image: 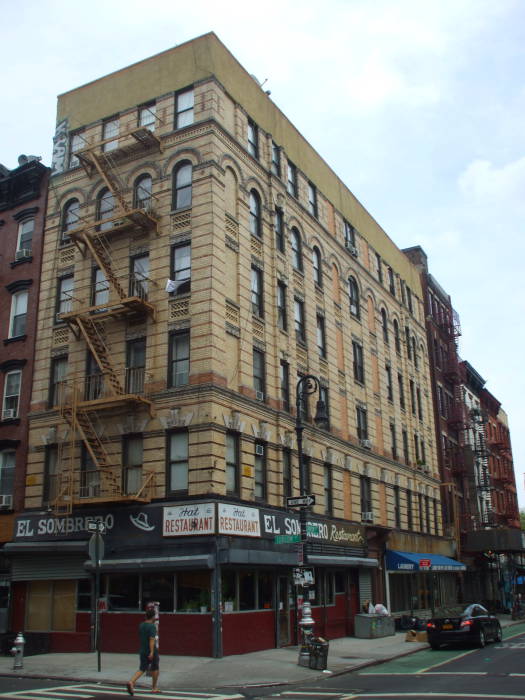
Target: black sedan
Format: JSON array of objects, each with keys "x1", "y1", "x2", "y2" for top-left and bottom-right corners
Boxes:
[{"x1": 426, "y1": 603, "x2": 502, "y2": 650}]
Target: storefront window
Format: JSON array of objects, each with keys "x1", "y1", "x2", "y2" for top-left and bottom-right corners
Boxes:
[
  {"x1": 177, "y1": 571, "x2": 210, "y2": 611},
  {"x1": 324, "y1": 573, "x2": 335, "y2": 605},
  {"x1": 239, "y1": 571, "x2": 256, "y2": 610},
  {"x1": 107, "y1": 574, "x2": 139, "y2": 610},
  {"x1": 222, "y1": 569, "x2": 237, "y2": 612},
  {"x1": 26, "y1": 580, "x2": 76, "y2": 631},
  {"x1": 334, "y1": 572, "x2": 345, "y2": 594},
  {"x1": 141, "y1": 574, "x2": 175, "y2": 612},
  {"x1": 257, "y1": 572, "x2": 273, "y2": 609},
  {"x1": 77, "y1": 579, "x2": 92, "y2": 611}
]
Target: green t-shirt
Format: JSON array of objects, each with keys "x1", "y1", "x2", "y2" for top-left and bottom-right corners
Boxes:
[{"x1": 139, "y1": 621, "x2": 157, "y2": 655}]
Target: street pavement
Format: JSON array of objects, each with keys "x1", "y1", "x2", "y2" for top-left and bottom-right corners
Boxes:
[{"x1": 0, "y1": 616, "x2": 519, "y2": 693}]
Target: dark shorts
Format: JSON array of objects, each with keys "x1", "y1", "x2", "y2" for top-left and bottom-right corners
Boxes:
[{"x1": 139, "y1": 650, "x2": 159, "y2": 672}]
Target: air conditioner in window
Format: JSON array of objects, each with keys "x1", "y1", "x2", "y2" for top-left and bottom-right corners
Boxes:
[
  {"x1": 360, "y1": 439, "x2": 372, "y2": 449},
  {"x1": 255, "y1": 391, "x2": 265, "y2": 401},
  {"x1": 81, "y1": 485, "x2": 99, "y2": 499},
  {"x1": 55, "y1": 312, "x2": 64, "y2": 324},
  {"x1": 15, "y1": 248, "x2": 32, "y2": 260},
  {"x1": 255, "y1": 444, "x2": 265, "y2": 456},
  {"x1": 361, "y1": 511, "x2": 373, "y2": 522},
  {"x1": 0, "y1": 495, "x2": 12, "y2": 509},
  {"x1": 2, "y1": 409, "x2": 16, "y2": 420},
  {"x1": 348, "y1": 245, "x2": 358, "y2": 258}
]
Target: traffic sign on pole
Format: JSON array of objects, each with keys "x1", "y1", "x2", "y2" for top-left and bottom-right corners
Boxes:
[{"x1": 287, "y1": 495, "x2": 316, "y2": 508}]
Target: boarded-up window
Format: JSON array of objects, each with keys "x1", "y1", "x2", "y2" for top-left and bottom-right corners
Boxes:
[{"x1": 26, "y1": 580, "x2": 76, "y2": 632}]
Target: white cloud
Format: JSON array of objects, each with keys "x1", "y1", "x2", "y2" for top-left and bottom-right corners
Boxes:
[{"x1": 458, "y1": 156, "x2": 525, "y2": 204}]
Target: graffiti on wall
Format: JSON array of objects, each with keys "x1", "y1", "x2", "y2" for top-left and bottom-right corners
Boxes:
[{"x1": 51, "y1": 118, "x2": 68, "y2": 174}]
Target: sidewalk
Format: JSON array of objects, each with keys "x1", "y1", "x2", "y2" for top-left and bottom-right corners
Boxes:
[{"x1": 0, "y1": 616, "x2": 520, "y2": 692}]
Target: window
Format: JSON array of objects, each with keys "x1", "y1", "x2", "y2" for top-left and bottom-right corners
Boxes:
[
  {"x1": 253, "y1": 348, "x2": 266, "y2": 400},
  {"x1": 287, "y1": 161, "x2": 298, "y2": 197},
  {"x1": 279, "y1": 360, "x2": 290, "y2": 412},
  {"x1": 85, "y1": 352, "x2": 102, "y2": 402},
  {"x1": 390, "y1": 423, "x2": 398, "y2": 460},
  {"x1": 324, "y1": 464, "x2": 333, "y2": 516},
  {"x1": 176, "y1": 88, "x2": 194, "y2": 128},
  {"x1": 9, "y1": 290, "x2": 28, "y2": 337},
  {"x1": 420, "y1": 439, "x2": 426, "y2": 466},
  {"x1": 425, "y1": 495, "x2": 431, "y2": 533},
  {"x1": 405, "y1": 490, "x2": 414, "y2": 530},
  {"x1": 249, "y1": 190, "x2": 262, "y2": 237},
  {"x1": 301, "y1": 455, "x2": 311, "y2": 494},
  {"x1": 226, "y1": 432, "x2": 239, "y2": 495},
  {"x1": 97, "y1": 188, "x2": 115, "y2": 231},
  {"x1": 167, "y1": 431, "x2": 188, "y2": 492},
  {"x1": 385, "y1": 364, "x2": 393, "y2": 401},
  {"x1": 412, "y1": 337, "x2": 418, "y2": 368},
  {"x1": 402, "y1": 429, "x2": 409, "y2": 465},
  {"x1": 123, "y1": 435, "x2": 143, "y2": 494},
  {"x1": 139, "y1": 103, "x2": 156, "y2": 130},
  {"x1": 133, "y1": 174, "x2": 152, "y2": 210},
  {"x1": 348, "y1": 276, "x2": 360, "y2": 318},
  {"x1": 0, "y1": 450, "x2": 15, "y2": 501},
  {"x1": 416, "y1": 387, "x2": 423, "y2": 421},
  {"x1": 405, "y1": 326, "x2": 411, "y2": 359},
  {"x1": 290, "y1": 228, "x2": 303, "y2": 271},
  {"x1": 410, "y1": 380, "x2": 416, "y2": 415},
  {"x1": 43, "y1": 446, "x2": 58, "y2": 505},
  {"x1": 375, "y1": 253, "x2": 383, "y2": 283},
  {"x1": 353, "y1": 341, "x2": 364, "y2": 384},
  {"x1": 126, "y1": 337, "x2": 146, "y2": 394},
  {"x1": 344, "y1": 220, "x2": 355, "y2": 249},
  {"x1": 319, "y1": 385, "x2": 330, "y2": 429},
  {"x1": 356, "y1": 406, "x2": 368, "y2": 441},
  {"x1": 170, "y1": 242, "x2": 191, "y2": 295},
  {"x1": 254, "y1": 442, "x2": 266, "y2": 501},
  {"x1": 56, "y1": 275, "x2": 74, "y2": 320},
  {"x1": 316, "y1": 315, "x2": 326, "y2": 358},
  {"x1": 247, "y1": 119, "x2": 259, "y2": 159},
  {"x1": 277, "y1": 281, "x2": 287, "y2": 331},
  {"x1": 433, "y1": 498, "x2": 439, "y2": 534},
  {"x1": 282, "y1": 449, "x2": 292, "y2": 498},
  {"x1": 308, "y1": 182, "x2": 318, "y2": 218},
  {"x1": 294, "y1": 298, "x2": 305, "y2": 344},
  {"x1": 393, "y1": 485, "x2": 401, "y2": 527},
  {"x1": 16, "y1": 219, "x2": 34, "y2": 255},
  {"x1": 3, "y1": 370, "x2": 21, "y2": 419},
  {"x1": 251, "y1": 266, "x2": 263, "y2": 317},
  {"x1": 69, "y1": 132, "x2": 84, "y2": 168},
  {"x1": 407, "y1": 286, "x2": 413, "y2": 313},
  {"x1": 91, "y1": 267, "x2": 109, "y2": 308},
  {"x1": 61, "y1": 199, "x2": 80, "y2": 242},
  {"x1": 393, "y1": 319, "x2": 401, "y2": 353},
  {"x1": 398, "y1": 373, "x2": 405, "y2": 409},
  {"x1": 49, "y1": 355, "x2": 67, "y2": 407},
  {"x1": 172, "y1": 161, "x2": 192, "y2": 209},
  {"x1": 388, "y1": 266, "x2": 395, "y2": 295},
  {"x1": 381, "y1": 308, "x2": 389, "y2": 343},
  {"x1": 271, "y1": 142, "x2": 281, "y2": 177},
  {"x1": 360, "y1": 476, "x2": 372, "y2": 516},
  {"x1": 312, "y1": 246, "x2": 322, "y2": 287},
  {"x1": 414, "y1": 434, "x2": 420, "y2": 462},
  {"x1": 418, "y1": 494, "x2": 424, "y2": 532},
  {"x1": 26, "y1": 580, "x2": 76, "y2": 631},
  {"x1": 130, "y1": 254, "x2": 149, "y2": 299},
  {"x1": 102, "y1": 117, "x2": 119, "y2": 152},
  {"x1": 168, "y1": 331, "x2": 190, "y2": 388},
  {"x1": 274, "y1": 207, "x2": 284, "y2": 252}
]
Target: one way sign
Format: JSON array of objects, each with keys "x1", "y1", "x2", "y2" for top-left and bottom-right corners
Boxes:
[{"x1": 287, "y1": 495, "x2": 316, "y2": 508}]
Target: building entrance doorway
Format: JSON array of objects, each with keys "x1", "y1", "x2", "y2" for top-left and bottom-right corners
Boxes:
[{"x1": 277, "y1": 576, "x2": 290, "y2": 646}]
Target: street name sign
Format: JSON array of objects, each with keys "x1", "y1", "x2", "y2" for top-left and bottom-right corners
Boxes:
[
  {"x1": 87, "y1": 520, "x2": 106, "y2": 534},
  {"x1": 286, "y1": 495, "x2": 315, "y2": 508},
  {"x1": 274, "y1": 534, "x2": 301, "y2": 544}
]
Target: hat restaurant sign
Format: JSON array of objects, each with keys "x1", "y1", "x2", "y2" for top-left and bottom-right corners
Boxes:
[{"x1": 163, "y1": 503, "x2": 215, "y2": 536}]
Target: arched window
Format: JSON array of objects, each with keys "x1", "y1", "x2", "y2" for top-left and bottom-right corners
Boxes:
[
  {"x1": 61, "y1": 199, "x2": 80, "y2": 241},
  {"x1": 348, "y1": 276, "x2": 360, "y2": 318},
  {"x1": 381, "y1": 308, "x2": 389, "y2": 343},
  {"x1": 97, "y1": 188, "x2": 115, "y2": 231},
  {"x1": 249, "y1": 189, "x2": 261, "y2": 238},
  {"x1": 134, "y1": 175, "x2": 152, "y2": 210},
  {"x1": 291, "y1": 228, "x2": 303, "y2": 271},
  {"x1": 312, "y1": 246, "x2": 322, "y2": 287},
  {"x1": 172, "y1": 161, "x2": 192, "y2": 210},
  {"x1": 393, "y1": 319, "x2": 401, "y2": 353}
]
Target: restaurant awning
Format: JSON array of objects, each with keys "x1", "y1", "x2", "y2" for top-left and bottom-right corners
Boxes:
[{"x1": 385, "y1": 549, "x2": 466, "y2": 572}]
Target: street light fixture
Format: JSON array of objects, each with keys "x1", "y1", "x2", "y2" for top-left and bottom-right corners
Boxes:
[{"x1": 295, "y1": 374, "x2": 328, "y2": 666}]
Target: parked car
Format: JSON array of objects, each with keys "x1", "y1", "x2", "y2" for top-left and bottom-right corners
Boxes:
[{"x1": 426, "y1": 603, "x2": 502, "y2": 650}]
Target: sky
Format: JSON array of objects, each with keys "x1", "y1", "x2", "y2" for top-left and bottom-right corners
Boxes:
[{"x1": 2, "y1": 0, "x2": 524, "y2": 505}]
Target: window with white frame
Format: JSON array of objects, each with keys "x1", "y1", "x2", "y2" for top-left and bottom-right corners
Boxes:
[
  {"x1": 102, "y1": 117, "x2": 119, "y2": 152},
  {"x1": 167, "y1": 431, "x2": 188, "y2": 492},
  {"x1": 168, "y1": 331, "x2": 190, "y2": 388},
  {"x1": 312, "y1": 246, "x2": 322, "y2": 286},
  {"x1": 170, "y1": 243, "x2": 191, "y2": 295},
  {"x1": 271, "y1": 142, "x2": 281, "y2": 177},
  {"x1": 3, "y1": 370, "x2": 21, "y2": 419},
  {"x1": 69, "y1": 131, "x2": 85, "y2": 168},
  {"x1": 291, "y1": 228, "x2": 303, "y2": 271},
  {"x1": 9, "y1": 290, "x2": 28, "y2": 337},
  {"x1": 123, "y1": 435, "x2": 143, "y2": 494},
  {"x1": 139, "y1": 103, "x2": 156, "y2": 130},
  {"x1": 316, "y1": 314, "x2": 326, "y2": 358},
  {"x1": 287, "y1": 161, "x2": 298, "y2": 197},
  {"x1": 91, "y1": 268, "x2": 109, "y2": 308},
  {"x1": 176, "y1": 88, "x2": 194, "y2": 128},
  {"x1": 226, "y1": 432, "x2": 239, "y2": 495},
  {"x1": 251, "y1": 266, "x2": 263, "y2": 317},
  {"x1": 277, "y1": 281, "x2": 287, "y2": 331},
  {"x1": 56, "y1": 275, "x2": 74, "y2": 320},
  {"x1": 308, "y1": 182, "x2": 318, "y2": 218},
  {"x1": 61, "y1": 199, "x2": 80, "y2": 242},
  {"x1": 294, "y1": 297, "x2": 305, "y2": 343},
  {"x1": 348, "y1": 276, "x2": 360, "y2": 318},
  {"x1": 133, "y1": 174, "x2": 152, "y2": 210},
  {"x1": 344, "y1": 220, "x2": 355, "y2": 249},
  {"x1": 172, "y1": 161, "x2": 192, "y2": 210},
  {"x1": 97, "y1": 188, "x2": 115, "y2": 231},
  {"x1": 249, "y1": 190, "x2": 262, "y2": 237},
  {"x1": 16, "y1": 219, "x2": 34, "y2": 256},
  {"x1": 0, "y1": 450, "x2": 15, "y2": 502},
  {"x1": 254, "y1": 442, "x2": 266, "y2": 501},
  {"x1": 247, "y1": 119, "x2": 259, "y2": 159},
  {"x1": 274, "y1": 207, "x2": 284, "y2": 252},
  {"x1": 253, "y1": 348, "x2": 265, "y2": 400}
]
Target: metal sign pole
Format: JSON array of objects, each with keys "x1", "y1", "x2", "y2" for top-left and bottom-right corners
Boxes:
[{"x1": 95, "y1": 531, "x2": 101, "y2": 673}]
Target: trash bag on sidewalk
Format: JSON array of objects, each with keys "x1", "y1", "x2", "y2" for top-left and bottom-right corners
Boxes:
[{"x1": 308, "y1": 637, "x2": 329, "y2": 670}]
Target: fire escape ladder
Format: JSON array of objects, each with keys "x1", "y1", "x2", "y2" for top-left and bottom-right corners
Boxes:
[
  {"x1": 84, "y1": 233, "x2": 127, "y2": 301},
  {"x1": 89, "y1": 151, "x2": 130, "y2": 214},
  {"x1": 75, "y1": 317, "x2": 123, "y2": 396}
]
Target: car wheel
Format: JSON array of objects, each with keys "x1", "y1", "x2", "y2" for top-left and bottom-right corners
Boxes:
[
  {"x1": 478, "y1": 629, "x2": 485, "y2": 648},
  {"x1": 494, "y1": 624, "x2": 502, "y2": 643},
  {"x1": 430, "y1": 642, "x2": 441, "y2": 650}
]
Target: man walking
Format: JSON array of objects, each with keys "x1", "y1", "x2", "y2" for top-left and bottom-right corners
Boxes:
[{"x1": 126, "y1": 607, "x2": 160, "y2": 695}]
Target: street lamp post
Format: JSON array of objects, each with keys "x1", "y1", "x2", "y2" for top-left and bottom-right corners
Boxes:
[{"x1": 295, "y1": 374, "x2": 328, "y2": 666}]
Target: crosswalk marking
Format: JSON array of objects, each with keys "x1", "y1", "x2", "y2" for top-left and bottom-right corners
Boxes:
[{"x1": 0, "y1": 685, "x2": 244, "y2": 700}]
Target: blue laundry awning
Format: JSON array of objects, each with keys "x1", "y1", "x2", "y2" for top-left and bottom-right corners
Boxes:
[{"x1": 385, "y1": 549, "x2": 466, "y2": 572}]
